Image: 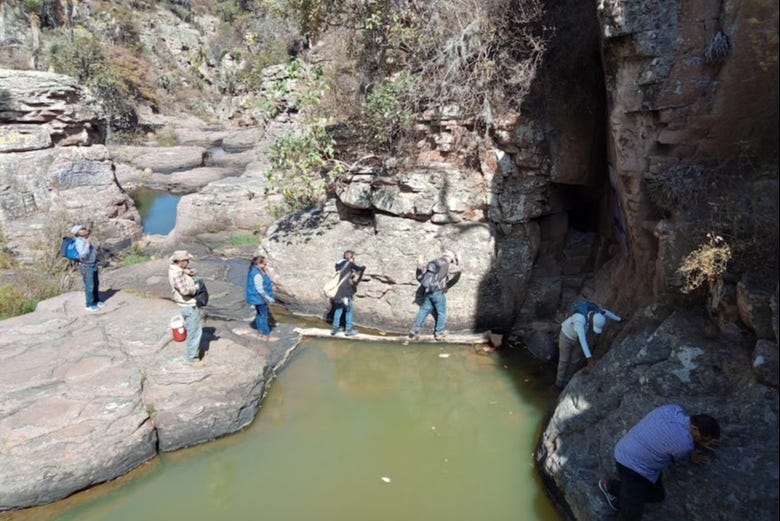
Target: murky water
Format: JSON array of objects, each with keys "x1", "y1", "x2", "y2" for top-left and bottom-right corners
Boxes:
[
  {"x1": 130, "y1": 188, "x2": 180, "y2": 235},
  {"x1": 3, "y1": 339, "x2": 561, "y2": 521}
]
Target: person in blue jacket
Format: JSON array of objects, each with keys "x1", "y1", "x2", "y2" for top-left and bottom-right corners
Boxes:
[
  {"x1": 246, "y1": 255, "x2": 277, "y2": 342},
  {"x1": 71, "y1": 224, "x2": 103, "y2": 311}
]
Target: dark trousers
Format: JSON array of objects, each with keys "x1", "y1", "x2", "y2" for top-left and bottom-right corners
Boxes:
[{"x1": 608, "y1": 462, "x2": 665, "y2": 521}]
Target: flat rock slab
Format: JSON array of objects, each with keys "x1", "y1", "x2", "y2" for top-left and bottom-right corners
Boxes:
[{"x1": 0, "y1": 290, "x2": 299, "y2": 511}]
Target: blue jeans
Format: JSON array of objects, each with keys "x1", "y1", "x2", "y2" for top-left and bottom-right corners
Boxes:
[
  {"x1": 180, "y1": 306, "x2": 202, "y2": 361},
  {"x1": 80, "y1": 263, "x2": 100, "y2": 307},
  {"x1": 332, "y1": 298, "x2": 354, "y2": 332},
  {"x1": 414, "y1": 291, "x2": 447, "y2": 334},
  {"x1": 254, "y1": 304, "x2": 270, "y2": 335}
]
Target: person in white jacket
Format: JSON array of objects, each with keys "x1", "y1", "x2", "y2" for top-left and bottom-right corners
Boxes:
[{"x1": 555, "y1": 301, "x2": 622, "y2": 389}]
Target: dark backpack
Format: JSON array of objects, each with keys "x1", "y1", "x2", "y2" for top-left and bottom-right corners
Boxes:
[
  {"x1": 570, "y1": 300, "x2": 600, "y2": 318},
  {"x1": 60, "y1": 237, "x2": 80, "y2": 261},
  {"x1": 193, "y1": 278, "x2": 209, "y2": 307},
  {"x1": 419, "y1": 259, "x2": 446, "y2": 293}
]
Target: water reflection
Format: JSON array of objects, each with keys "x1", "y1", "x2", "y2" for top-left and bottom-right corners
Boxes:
[
  {"x1": 3, "y1": 339, "x2": 561, "y2": 521},
  {"x1": 130, "y1": 188, "x2": 180, "y2": 235}
]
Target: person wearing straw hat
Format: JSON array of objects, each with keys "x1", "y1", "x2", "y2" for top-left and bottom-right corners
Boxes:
[
  {"x1": 168, "y1": 250, "x2": 203, "y2": 365},
  {"x1": 71, "y1": 224, "x2": 103, "y2": 312}
]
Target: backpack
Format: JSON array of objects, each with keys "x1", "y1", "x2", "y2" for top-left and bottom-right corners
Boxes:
[
  {"x1": 60, "y1": 236, "x2": 80, "y2": 261},
  {"x1": 323, "y1": 270, "x2": 349, "y2": 299},
  {"x1": 193, "y1": 278, "x2": 209, "y2": 307},
  {"x1": 570, "y1": 300, "x2": 600, "y2": 318},
  {"x1": 419, "y1": 259, "x2": 446, "y2": 293}
]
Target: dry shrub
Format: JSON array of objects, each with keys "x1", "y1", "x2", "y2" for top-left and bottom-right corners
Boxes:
[
  {"x1": 291, "y1": 0, "x2": 549, "y2": 149},
  {"x1": 677, "y1": 234, "x2": 732, "y2": 294},
  {"x1": 648, "y1": 159, "x2": 779, "y2": 292}
]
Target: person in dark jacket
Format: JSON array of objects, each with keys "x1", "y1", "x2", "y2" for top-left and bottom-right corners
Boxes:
[
  {"x1": 246, "y1": 255, "x2": 277, "y2": 342},
  {"x1": 330, "y1": 250, "x2": 366, "y2": 336},
  {"x1": 408, "y1": 250, "x2": 460, "y2": 341}
]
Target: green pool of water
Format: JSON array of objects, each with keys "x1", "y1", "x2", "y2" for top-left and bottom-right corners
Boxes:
[{"x1": 5, "y1": 339, "x2": 561, "y2": 521}]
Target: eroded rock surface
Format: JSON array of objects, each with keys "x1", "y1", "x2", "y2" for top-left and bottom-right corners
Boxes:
[{"x1": 0, "y1": 277, "x2": 298, "y2": 510}]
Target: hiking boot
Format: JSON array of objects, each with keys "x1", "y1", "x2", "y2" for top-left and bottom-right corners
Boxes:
[
  {"x1": 345, "y1": 330, "x2": 359, "y2": 337},
  {"x1": 434, "y1": 331, "x2": 448, "y2": 341},
  {"x1": 598, "y1": 479, "x2": 619, "y2": 512}
]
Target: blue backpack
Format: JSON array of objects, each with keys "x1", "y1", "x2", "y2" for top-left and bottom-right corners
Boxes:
[
  {"x1": 60, "y1": 236, "x2": 80, "y2": 261},
  {"x1": 570, "y1": 300, "x2": 600, "y2": 318}
]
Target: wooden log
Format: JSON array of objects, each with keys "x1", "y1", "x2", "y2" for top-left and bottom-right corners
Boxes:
[{"x1": 293, "y1": 327, "x2": 490, "y2": 345}]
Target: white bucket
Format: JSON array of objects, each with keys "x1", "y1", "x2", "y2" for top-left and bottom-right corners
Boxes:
[{"x1": 170, "y1": 315, "x2": 187, "y2": 342}]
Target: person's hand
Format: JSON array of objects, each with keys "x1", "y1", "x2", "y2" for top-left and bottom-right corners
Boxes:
[
  {"x1": 583, "y1": 358, "x2": 596, "y2": 374},
  {"x1": 691, "y1": 449, "x2": 712, "y2": 465}
]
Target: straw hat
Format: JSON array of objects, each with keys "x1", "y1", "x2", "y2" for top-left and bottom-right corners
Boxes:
[{"x1": 170, "y1": 250, "x2": 194, "y2": 263}]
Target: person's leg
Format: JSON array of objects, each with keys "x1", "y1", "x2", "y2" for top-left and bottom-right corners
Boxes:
[
  {"x1": 255, "y1": 304, "x2": 270, "y2": 336},
  {"x1": 344, "y1": 298, "x2": 355, "y2": 332},
  {"x1": 332, "y1": 303, "x2": 344, "y2": 332},
  {"x1": 181, "y1": 306, "x2": 202, "y2": 361},
  {"x1": 616, "y1": 462, "x2": 651, "y2": 521},
  {"x1": 555, "y1": 334, "x2": 575, "y2": 388},
  {"x1": 432, "y1": 292, "x2": 448, "y2": 334},
  {"x1": 81, "y1": 264, "x2": 94, "y2": 307},
  {"x1": 413, "y1": 294, "x2": 434, "y2": 332},
  {"x1": 89, "y1": 265, "x2": 100, "y2": 305},
  {"x1": 644, "y1": 473, "x2": 665, "y2": 503}
]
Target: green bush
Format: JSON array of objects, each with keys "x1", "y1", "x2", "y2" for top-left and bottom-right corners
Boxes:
[
  {"x1": 47, "y1": 30, "x2": 157, "y2": 130},
  {"x1": 228, "y1": 233, "x2": 257, "y2": 245},
  {"x1": 266, "y1": 122, "x2": 338, "y2": 211},
  {"x1": 120, "y1": 243, "x2": 152, "y2": 267},
  {"x1": 0, "y1": 283, "x2": 37, "y2": 319}
]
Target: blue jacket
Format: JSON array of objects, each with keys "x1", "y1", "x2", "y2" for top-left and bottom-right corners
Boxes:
[{"x1": 246, "y1": 266, "x2": 274, "y2": 305}]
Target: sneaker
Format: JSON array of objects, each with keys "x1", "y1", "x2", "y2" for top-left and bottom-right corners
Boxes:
[
  {"x1": 187, "y1": 359, "x2": 205, "y2": 368},
  {"x1": 434, "y1": 331, "x2": 448, "y2": 341},
  {"x1": 95, "y1": 301, "x2": 105, "y2": 308},
  {"x1": 85, "y1": 305, "x2": 100, "y2": 312},
  {"x1": 330, "y1": 329, "x2": 338, "y2": 336},
  {"x1": 407, "y1": 331, "x2": 419, "y2": 341},
  {"x1": 344, "y1": 330, "x2": 359, "y2": 337},
  {"x1": 598, "y1": 479, "x2": 619, "y2": 512}
]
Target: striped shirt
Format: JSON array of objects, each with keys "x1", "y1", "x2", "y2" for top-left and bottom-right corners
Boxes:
[{"x1": 614, "y1": 404, "x2": 694, "y2": 483}]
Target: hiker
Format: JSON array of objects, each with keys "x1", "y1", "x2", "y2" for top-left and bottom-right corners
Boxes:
[
  {"x1": 168, "y1": 250, "x2": 204, "y2": 365},
  {"x1": 330, "y1": 250, "x2": 366, "y2": 336},
  {"x1": 71, "y1": 224, "x2": 103, "y2": 311},
  {"x1": 555, "y1": 300, "x2": 622, "y2": 389},
  {"x1": 598, "y1": 404, "x2": 721, "y2": 519},
  {"x1": 408, "y1": 250, "x2": 461, "y2": 341},
  {"x1": 246, "y1": 255, "x2": 277, "y2": 342}
]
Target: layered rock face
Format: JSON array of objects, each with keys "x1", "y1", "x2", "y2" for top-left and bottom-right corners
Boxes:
[
  {"x1": 0, "y1": 69, "x2": 142, "y2": 259},
  {"x1": 598, "y1": 0, "x2": 779, "y2": 294}
]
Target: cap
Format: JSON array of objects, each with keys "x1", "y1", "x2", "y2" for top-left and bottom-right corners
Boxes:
[
  {"x1": 170, "y1": 250, "x2": 194, "y2": 263},
  {"x1": 592, "y1": 313, "x2": 606, "y2": 334},
  {"x1": 71, "y1": 224, "x2": 85, "y2": 235}
]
